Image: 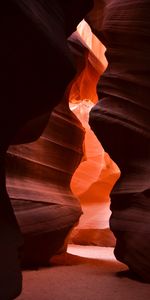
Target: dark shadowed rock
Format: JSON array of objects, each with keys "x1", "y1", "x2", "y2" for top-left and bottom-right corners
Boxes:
[{"x1": 87, "y1": 0, "x2": 150, "y2": 282}]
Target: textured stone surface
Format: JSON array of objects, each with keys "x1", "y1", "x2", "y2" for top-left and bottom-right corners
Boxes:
[
  {"x1": 0, "y1": 1, "x2": 95, "y2": 297},
  {"x1": 7, "y1": 101, "x2": 85, "y2": 267},
  {"x1": 87, "y1": 0, "x2": 150, "y2": 282},
  {"x1": 5, "y1": 18, "x2": 119, "y2": 270},
  {"x1": 6, "y1": 21, "x2": 119, "y2": 267}
]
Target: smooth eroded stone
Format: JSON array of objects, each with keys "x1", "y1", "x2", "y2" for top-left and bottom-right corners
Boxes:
[
  {"x1": 0, "y1": 0, "x2": 93, "y2": 295},
  {"x1": 87, "y1": 0, "x2": 150, "y2": 282},
  {"x1": 7, "y1": 102, "x2": 85, "y2": 267}
]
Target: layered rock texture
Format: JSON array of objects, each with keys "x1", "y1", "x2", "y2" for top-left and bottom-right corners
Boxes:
[
  {"x1": 0, "y1": 2, "x2": 94, "y2": 297},
  {"x1": 87, "y1": 0, "x2": 150, "y2": 282},
  {"x1": 5, "y1": 21, "x2": 120, "y2": 267},
  {"x1": 7, "y1": 102, "x2": 85, "y2": 267}
]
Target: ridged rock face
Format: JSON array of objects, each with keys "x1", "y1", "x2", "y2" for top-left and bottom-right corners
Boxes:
[
  {"x1": 0, "y1": 1, "x2": 93, "y2": 292},
  {"x1": 7, "y1": 101, "x2": 85, "y2": 220},
  {"x1": 6, "y1": 21, "x2": 119, "y2": 266},
  {"x1": 6, "y1": 21, "x2": 120, "y2": 264},
  {"x1": 86, "y1": 1, "x2": 150, "y2": 282},
  {"x1": 6, "y1": 21, "x2": 106, "y2": 213},
  {"x1": 6, "y1": 102, "x2": 85, "y2": 267}
]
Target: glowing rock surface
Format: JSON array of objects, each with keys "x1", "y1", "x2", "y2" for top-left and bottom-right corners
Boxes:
[{"x1": 6, "y1": 21, "x2": 119, "y2": 265}]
